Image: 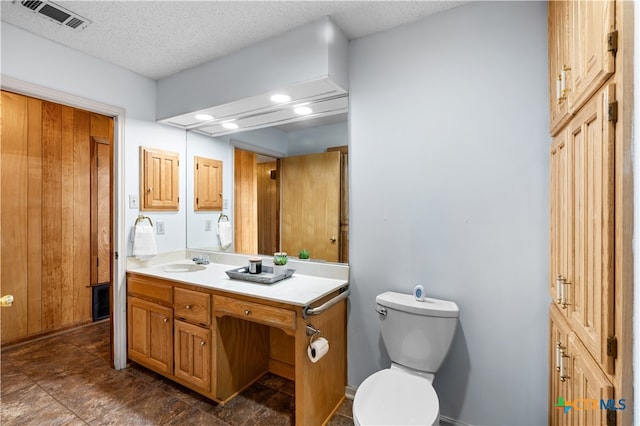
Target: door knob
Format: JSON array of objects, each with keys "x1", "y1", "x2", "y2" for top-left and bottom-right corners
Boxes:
[
  {"x1": 0, "y1": 295, "x2": 14, "y2": 307},
  {"x1": 329, "y1": 236, "x2": 337, "y2": 244}
]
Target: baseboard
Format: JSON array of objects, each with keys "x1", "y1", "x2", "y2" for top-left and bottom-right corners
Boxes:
[
  {"x1": 439, "y1": 415, "x2": 472, "y2": 426},
  {"x1": 345, "y1": 385, "x2": 357, "y2": 400}
]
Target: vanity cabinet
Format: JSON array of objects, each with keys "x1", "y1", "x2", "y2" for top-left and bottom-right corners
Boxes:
[{"x1": 126, "y1": 271, "x2": 348, "y2": 426}]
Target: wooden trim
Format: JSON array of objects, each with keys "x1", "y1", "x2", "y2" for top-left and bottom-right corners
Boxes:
[{"x1": 269, "y1": 358, "x2": 295, "y2": 381}]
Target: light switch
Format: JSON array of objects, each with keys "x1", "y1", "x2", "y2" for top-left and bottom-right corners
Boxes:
[
  {"x1": 157, "y1": 221, "x2": 165, "y2": 235},
  {"x1": 205, "y1": 220, "x2": 212, "y2": 231},
  {"x1": 223, "y1": 198, "x2": 229, "y2": 209},
  {"x1": 129, "y1": 194, "x2": 139, "y2": 209}
]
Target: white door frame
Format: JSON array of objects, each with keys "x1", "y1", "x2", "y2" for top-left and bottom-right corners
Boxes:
[{"x1": 1, "y1": 76, "x2": 128, "y2": 370}]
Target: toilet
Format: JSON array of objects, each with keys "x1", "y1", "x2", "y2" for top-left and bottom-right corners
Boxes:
[{"x1": 353, "y1": 291, "x2": 459, "y2": 426}]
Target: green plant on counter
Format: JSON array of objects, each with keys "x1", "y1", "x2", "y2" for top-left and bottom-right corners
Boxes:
[
  {"x1": 298, "y1": 249, "x2": 310, "y2": 260},
  {"x1": 273, "y1": 252, "x2": 288, "y2": 265}
]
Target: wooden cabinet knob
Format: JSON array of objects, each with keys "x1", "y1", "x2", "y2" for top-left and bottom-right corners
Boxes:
[
  {"x1": 163, "y1": 317, "x2": 168, "y2": 323},
  {"x1": 185, "y1": 305, "x2": 191, "y2": 310},
  {"x1": 244, "y1": 309, "x2": 251, "y2": 315},
  {"x1": 200, "y1": 340, "x2": 206, "y2": 347}
]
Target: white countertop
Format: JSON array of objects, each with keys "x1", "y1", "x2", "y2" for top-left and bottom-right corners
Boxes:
[{"x1": 127, "y1": 259, "x2": 349, "y2": 307}]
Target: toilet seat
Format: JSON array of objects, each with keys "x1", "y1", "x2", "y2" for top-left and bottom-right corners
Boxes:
[{"x1": 353, "y1": 368, "x2": 439, "y2": 426}]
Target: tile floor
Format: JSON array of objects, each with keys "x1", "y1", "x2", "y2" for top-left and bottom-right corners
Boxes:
[{"x1": 1, "y1": 321, "x2": 354, "y2": 425}]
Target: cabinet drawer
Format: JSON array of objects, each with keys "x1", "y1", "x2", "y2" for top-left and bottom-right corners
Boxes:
[
  {"x1": 214, "y1": 295, "x2": 296, "y2": 331},
  {"x1": 174, "y1": 288, "x2": 211, "y2": 326},
  {"x1": 127, "y1": 275, "x2": 173, "y2": 304}
]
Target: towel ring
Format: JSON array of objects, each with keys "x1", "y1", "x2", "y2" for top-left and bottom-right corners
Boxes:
[
  {"x1": 218, "y1": 213, "x2": 229, "y2": 223},
  {"x1": 135, "y1": 215, "x2": 153, "y2": 227}
]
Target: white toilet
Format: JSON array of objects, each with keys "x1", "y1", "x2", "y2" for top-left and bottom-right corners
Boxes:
[{"x1": 353, "y1": 291, "x2": 459, "y2": 426}]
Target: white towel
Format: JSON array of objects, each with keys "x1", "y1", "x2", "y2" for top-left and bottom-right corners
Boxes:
[
  {"x1": 132, "y1": 222, "x2": 157, "y2": 260},
  {"x1": 217, "y1": 220, "x2": 232, "y2": 250}
]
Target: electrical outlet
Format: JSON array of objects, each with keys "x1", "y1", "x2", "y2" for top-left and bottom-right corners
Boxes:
[
  {"x1": 129, "y1": 194, "x2": 139, "y2": 209},
  {"x1": 205, "y1": 219, "x2": 212, "y2": 231},
  {"x1": 156, "y1": 221, "x2": 165, "y2": 235}
]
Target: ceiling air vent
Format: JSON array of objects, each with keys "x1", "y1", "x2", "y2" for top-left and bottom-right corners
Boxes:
[{"x1": 19, "y1": 0, "x2": 91, "y2": 31}]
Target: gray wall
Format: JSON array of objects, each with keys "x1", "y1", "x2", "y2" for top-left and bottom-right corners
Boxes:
[{"x1": 348, "y1": 2, "x2": 549, "y2": 424}]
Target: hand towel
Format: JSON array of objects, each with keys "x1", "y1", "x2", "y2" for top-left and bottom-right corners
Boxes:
[
  {"x1": 217, "y1": 220, "x2": 232, "y2": 250},
  {"x1": 132, "y1": 221, "x2": 157, "y2": 260}
]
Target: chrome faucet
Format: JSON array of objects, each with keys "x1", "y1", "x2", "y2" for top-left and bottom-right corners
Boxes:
[{"x1": 192, "y1": 255, "x2": 210, "y2": 265}]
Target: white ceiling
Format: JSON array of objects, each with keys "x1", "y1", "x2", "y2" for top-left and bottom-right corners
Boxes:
[{"x1": 1, "y1": 0, "x2": 467, "y2": 81}]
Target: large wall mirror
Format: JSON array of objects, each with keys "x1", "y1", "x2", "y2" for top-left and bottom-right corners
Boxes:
[{"x1": 185, "y1": 111, "x2": 349, "y2": 264}]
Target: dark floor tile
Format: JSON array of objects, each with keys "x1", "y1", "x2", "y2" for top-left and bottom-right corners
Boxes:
[
  {"x1": 0, "y1": 321, "x2": 354, "y2": 426},
  {"x1": 245, "y1": 391, "x2": 295, "y2": 426},
  {"x1": 161, "y1": 406, "x2": 230, "y2": 426},
  {"x1": 335, "y1": 397, "x2": 353, "y2": 418},
  {"x1": 0, "y1": 370, "x2": 35, "y2": 397},
  {"x1": 1, "y1": 381, "x2": 83, "y2": 426}
]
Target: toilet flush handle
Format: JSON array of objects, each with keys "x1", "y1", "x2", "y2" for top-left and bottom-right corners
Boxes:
[{"x1": 376, "y1": 306, "x2": 387, "y2": 316}]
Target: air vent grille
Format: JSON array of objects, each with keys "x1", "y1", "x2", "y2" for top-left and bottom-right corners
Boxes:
[
  {"x1": 19, "y1": 0, "x2": 90, "y2": 31},
  {"x1": 21, "y1": 1, "x2": 43, "y2": 11}
]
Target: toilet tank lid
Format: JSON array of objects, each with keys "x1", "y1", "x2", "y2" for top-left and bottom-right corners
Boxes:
[{"x1": 376, "y1": 291, "x2": 459, "y2": 318}]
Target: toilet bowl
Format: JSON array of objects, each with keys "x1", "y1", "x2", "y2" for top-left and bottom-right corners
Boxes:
[
  {"x1": 353, "y1": 291, "x2": 459, "y2": 426},
  {"x1": 353, "y1": 367, "x2": 439, "y2": 426}
]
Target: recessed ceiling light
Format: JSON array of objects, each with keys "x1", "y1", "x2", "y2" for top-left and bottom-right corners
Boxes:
[
  {"x1": 270, "y1": 94, "x2": 291, "y2": 103},
  {"x1": 294, "y1": 106, "x2": 313, "y2": 115},
  {"x1": 195, "y1": 113, "x2": 214, "y2": 121},
  {"x1": 222, "y1": 122, "x2": 239, "y2": 130}
]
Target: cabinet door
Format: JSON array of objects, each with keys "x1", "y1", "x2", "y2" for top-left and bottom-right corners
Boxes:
[
  {"x1": 549, "y1": 130, "x2": 573, "y2": 311},
  {"x1": 194, "y1": 156, "x2": 223, "y2": 211},
  {"x1": 567, "y1": 83, "x2": 615, "y2": 375},
  {"x1": 548, "y1": 0, "x2": 571, "y2": 135},
  {"x1": 174, "y1": 320, "x2": 211, "y2": 391},
  {"x1": 566, "y1": 332, "x2": 614, "y2": 425},
  {"x1": 569, "y1": 0, "x2": 615, "y2": 112},
  {"x1": 128, "y1": 297, "x2": 173, "y2": 373},
  {"x1": 140, "y1": 147, "x2": 179, "y2": 210},
  {"x1": 549, "y1": 306, "x2": 572, "y2": 426}
]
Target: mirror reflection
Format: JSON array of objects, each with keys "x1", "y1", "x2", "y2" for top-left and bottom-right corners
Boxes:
[{"x1": 186, "y1": 112, "x2": 349, "y2": 264}]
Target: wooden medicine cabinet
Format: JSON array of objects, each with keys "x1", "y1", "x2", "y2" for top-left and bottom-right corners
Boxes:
[{"x1": 140, "y1": 147, "x2": 180, "y2": 211}]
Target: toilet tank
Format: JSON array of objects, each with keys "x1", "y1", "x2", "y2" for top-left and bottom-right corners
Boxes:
[{"x1": 376, "y1": 291, "x2": 459, "y2": 374}]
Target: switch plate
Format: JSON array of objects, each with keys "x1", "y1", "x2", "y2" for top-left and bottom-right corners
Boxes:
[
  {"x1": 129, "y1": 194, "x2": 139, "y2": 209},
  {"x1": 156, "y1": 221, "x2": 165, "y2": 235},
  {"x1": 205, "y1": 219, "x2": 212, "y2": 231},
  {"x1": 223, "y1": 198, "x2": 229, "y2": 209}
]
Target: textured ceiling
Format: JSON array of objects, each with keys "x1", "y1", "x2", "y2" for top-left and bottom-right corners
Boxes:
[{"x1": 1, "y1": 0, "x2": 466, "y2": 80}]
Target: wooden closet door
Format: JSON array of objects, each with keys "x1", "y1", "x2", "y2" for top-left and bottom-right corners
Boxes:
[
  {"x1": 567, "y1": 83, "x2": 615, "y2": 375},
  {"x1": 549, "y1": 131, "x2": 573, "y2": 310}
]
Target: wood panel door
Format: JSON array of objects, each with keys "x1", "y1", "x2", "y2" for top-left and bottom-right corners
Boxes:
[
  {"x1": 140, "y1": 147, "x2": 179, "y2": 211},
  {"x1": 174, "y1": 320, "x2": 211, "y2": 391},
  {"x1": 549, "y1": 306, "x2": 571, "y2": 426},
  {"x1": 194, "y1": 156, "x2": 223, "y2": 211},
  {"x1": 548, "y1": 0, "x2": 571, "y2": 135},
  {"x1": 281, "y1": 151, "x2": 341, "y2": 262},
  {"x1": 569, "y1": 0, "x2": 615, "y2": 113},
  {"x1": 567, "y1": 83, "x2": 615, "y2": 375},
  {"x1": 128, "y1": 297, "x2": 173, "y2": 374},
  {"x1": 1, "y1": 91, "x2": 113, "y2": 344}
]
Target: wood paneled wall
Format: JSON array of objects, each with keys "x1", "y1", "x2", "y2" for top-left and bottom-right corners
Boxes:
[
  {"x1": 1, "y1": 91, "x2": 113, "y2": 344},
  {"x1": 234, "y1": 148, "x2": 257, "y2": 255}
]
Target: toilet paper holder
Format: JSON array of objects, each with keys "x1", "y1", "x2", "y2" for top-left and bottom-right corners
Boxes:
[{"x1": 306, "y1": 324, "x2": 321, "y2": 345}]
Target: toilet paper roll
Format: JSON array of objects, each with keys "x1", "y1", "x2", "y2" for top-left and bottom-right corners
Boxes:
[{"x1": 307, "y1": 337, "x2": 329, "y2": 363}]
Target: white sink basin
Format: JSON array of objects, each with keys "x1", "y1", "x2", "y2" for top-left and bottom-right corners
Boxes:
[{"x1": 163, "y1": 264, "x2": 207, "y2": 273}]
